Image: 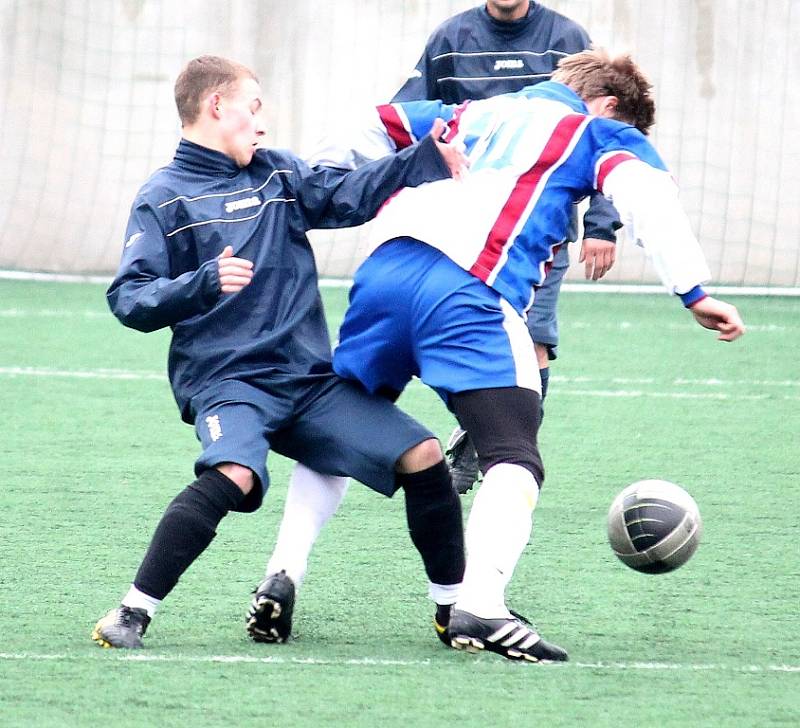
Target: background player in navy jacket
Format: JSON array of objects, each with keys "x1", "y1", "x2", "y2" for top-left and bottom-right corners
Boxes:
[
  {"x1": 92, "y1": 55, "x2": 468, "y2": 649},
  {"x1": 394, "y1": 0, "x2": 622, "y2": 493}
]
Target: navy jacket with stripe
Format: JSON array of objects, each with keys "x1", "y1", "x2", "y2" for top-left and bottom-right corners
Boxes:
[{"x1": 107, "y1": 137, "x2": 448, "y2": 422}]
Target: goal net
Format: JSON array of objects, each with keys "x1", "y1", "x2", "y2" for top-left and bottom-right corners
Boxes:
[{"x1": 1, "y1": 0, "x2": 798, "y2": 287}]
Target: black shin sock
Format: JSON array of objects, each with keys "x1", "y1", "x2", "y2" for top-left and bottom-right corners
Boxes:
[
  {"x1": 133, "y1": 469, "x2": 245, "y2": 600},
  {"x1": 398, "y1": 460, "x2": 465, "y2": 587}
]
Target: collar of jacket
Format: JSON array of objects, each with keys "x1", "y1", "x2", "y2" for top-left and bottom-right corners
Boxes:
[
  {"x1": 173, "y1": 138, "x2": 243, "y2": 177},
  {"x1": 479, "y1": 2, "x2": 538, "y2": 38}
]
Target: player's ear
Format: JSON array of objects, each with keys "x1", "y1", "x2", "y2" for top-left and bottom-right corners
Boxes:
[
  {"x1": 209, "y1": 92, "x2": 223, "y2": 118},
  {"x1": 586, "y1": 95, "x2": 619, "y2": 120},
  {"x1": 603, "y1": 95, "x2": 619, "y2": 118}
]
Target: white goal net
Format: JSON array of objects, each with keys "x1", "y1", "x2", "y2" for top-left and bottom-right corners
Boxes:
[{"x1": 1, "y1": 0, "x2": 798, "y2": 287}]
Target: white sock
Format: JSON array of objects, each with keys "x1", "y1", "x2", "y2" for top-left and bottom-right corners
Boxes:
[
  {"x1": 265, "y1": 463, "x2": 349, "y2": 587},
  {"x1": 121, "y1": 585, "x2": 162, "y2": 618},
  {"x1": 428, "y1": 581, "x2": 460, "y2": 606},
  {"x1": 454, "y1": 463, "x2": 540, "y2": 619}
]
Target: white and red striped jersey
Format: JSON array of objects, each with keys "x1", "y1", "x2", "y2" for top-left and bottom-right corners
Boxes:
[{"x1": 309, "y1": 82, "x2": 711, "y2": 314}]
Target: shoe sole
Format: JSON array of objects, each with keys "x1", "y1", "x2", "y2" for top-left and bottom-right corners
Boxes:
[
  {"x1": 450, "y1": 634, "x2": 484, "y2": 653},
  {"x1": 449, "y1": 633, "x2": 552, "y2": 663},
  {"x1": 246, "y1": 596, "x2": 288, "y2": 643}
]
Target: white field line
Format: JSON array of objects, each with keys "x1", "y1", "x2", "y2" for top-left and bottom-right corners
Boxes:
[
  {"x1": 0, "y1": 308, "x2": 108, "y2": 318},
  {"x1": 2, "y1": 308, "x2": 796, "y2": 333},
  {"x1": 0, "y1": 366, "x2": 165, "y2": 381},
  {"x1": 2, "y1": 367, "x2": 799, "y2": 401},
  {"x1": 0, "y1": 651, "x2": 797, "y2": 672},
  {"x1": 1, "y1": 269, "x2": 799, "y2": 296},
  {"x1": 550, "y1": 375, "x2": 800, "y2": 388},
  {"x1": 568, "y1": 320, "x2": 797, "y2": 333},
  {"x1": 402, "y1": 377, "x2": 800, "y2": 401}
]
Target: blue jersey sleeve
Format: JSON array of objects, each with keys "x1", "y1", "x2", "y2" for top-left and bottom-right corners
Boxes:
[
  {"x1": 106, "y1": 198, "x2": 221, "y2": 332},
  {"x1": 403, "y1": 100, "x2": 458, "y2": 141},
  {"x1": 600, "y1": 127, "x2": 669, "y2": 171}
]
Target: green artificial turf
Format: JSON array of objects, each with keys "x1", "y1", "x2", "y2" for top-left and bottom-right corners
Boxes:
[{"x1": 0, "y1": 280, "x2": 797, "y2": 727}]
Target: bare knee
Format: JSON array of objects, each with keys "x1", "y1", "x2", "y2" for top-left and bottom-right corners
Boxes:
[
  {"x1": 396, "y1": 438, "x2": 443, "y2": 474},
  {"x1": 214, "y1": 462, "x2": 254, "y2": 495}
]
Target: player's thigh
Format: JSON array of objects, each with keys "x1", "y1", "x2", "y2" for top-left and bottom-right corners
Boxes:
[{"x1": 270, "y1": 379, "x2": 433, "y2": 497}]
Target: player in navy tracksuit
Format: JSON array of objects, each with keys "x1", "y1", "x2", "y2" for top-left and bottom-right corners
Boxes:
[
  {"x1": 393, "y1": 0, "x2": 622, "y2": 493},
  {"x1": 92, "y1": 55, "x2": 466, "y2": 649}
]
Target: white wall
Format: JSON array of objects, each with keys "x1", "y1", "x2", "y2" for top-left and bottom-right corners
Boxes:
[{"x1": 1, "y1": 0, "x2": 797, "y2": 285}]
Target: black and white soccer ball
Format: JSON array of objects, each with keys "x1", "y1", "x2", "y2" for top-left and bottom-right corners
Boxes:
[{"x1": 607, "y1": 479, "x2": 703, "y2": 573}]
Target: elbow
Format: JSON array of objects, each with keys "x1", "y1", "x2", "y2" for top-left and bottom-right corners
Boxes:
[
  {"x1": 107, "y1": 290, "x2": 164, "y2": 333},
  {"x1": 111, "y1": 305, "x2": 163, "y2": 333}
]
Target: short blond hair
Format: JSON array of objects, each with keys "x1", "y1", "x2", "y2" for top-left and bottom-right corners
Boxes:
[
  {"x1": 174, "y1": 55, "x2": 258, "y2": 126},
  {"x1": 553, "y1": 48, "x2": 655, "y2": 134}
]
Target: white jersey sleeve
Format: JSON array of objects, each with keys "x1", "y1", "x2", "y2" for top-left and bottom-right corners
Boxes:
[{"x1": 600, "y1": 157, "x2": 711, "y2": 295}]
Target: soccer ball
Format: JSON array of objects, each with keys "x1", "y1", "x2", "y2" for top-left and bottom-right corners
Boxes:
[{"x1": 607, "y1": 479, "x2": 703, "y2": 573}]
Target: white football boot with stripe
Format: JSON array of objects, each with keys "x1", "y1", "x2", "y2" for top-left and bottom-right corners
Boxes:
[{"x1": 447, "y1": 608, "x2": 568, "y2": 663}]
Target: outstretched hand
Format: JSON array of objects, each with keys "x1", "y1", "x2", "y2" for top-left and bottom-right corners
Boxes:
[
  {"x1": 218, "y1": 245, "x2": 254, "y2": 293},
  {"x1": 579, "y1": 238, "x2": 616, "y2": 280},
  {"x1": 689, "y1": 296, "x2": 745, "y2": 341},
  {"x1": 430, "y1": 118, "x2": 469, "y2": 181}
]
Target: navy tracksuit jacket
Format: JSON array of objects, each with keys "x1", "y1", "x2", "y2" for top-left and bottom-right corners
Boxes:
[{"x1": 107, "y1": 137, "x2": 447, "y2": 422}]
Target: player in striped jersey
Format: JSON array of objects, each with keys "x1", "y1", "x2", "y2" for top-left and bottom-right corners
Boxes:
[
  {"x1": 322, "y1": 48, "x2": 745, "y2": 662},
  {"x1": 393, "y1": 0, "x2": 621, "y2": 495}
]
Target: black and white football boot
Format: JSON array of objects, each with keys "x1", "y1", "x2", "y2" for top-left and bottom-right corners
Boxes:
[
  {"x1": 92, "y1": 605, "x2": 151, "y2": 649},
  {"x1": 246, "y1": 570, "x2": 296, "y2": 643},
  {"x1": 447, "y1": 608, "x2": 568, "y2": 663}
]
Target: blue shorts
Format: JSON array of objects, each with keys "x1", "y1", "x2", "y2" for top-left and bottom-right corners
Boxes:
[
  {"x1": 333, "y1": 238, "x2": 540, "y2": 403},
  {"x1": 527, "y1": 242, "x2": 569, "y2": 360},
  {"x1": 189, "y1": 375, "x2": 432, "y2": 511}
]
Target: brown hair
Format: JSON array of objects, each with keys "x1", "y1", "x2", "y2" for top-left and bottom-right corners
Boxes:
[
  {"x1": 552, "y1": 48, "x2": 655, "y2": 135},
  {"x1": 174, "y1": 55, "x2": 258, "y2": 126}
]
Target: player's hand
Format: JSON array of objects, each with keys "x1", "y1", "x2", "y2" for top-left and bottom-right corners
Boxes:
[
  {"x1": 217, "y1": 245, "x2": 254, "y2": 293},
  {"x1": 579, "y1": 238, "x2": 616, "y2": 280},
  {"x1": 689, "y1": 296, "x2": 745, "y2": 341},
  {"x1": 430, "y1": 118, "x2": 469, "y2": 181}
]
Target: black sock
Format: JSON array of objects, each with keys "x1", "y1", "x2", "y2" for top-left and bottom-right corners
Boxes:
[
  {"x1": 397, "y1": 460, "x2": 465, "y2": 587},
  {"x1": 435, "y1": 603, "x2": 452, "y2": 627},
  {"x1": 133, "y1": 469, "x2": 245, "y2": 600}
]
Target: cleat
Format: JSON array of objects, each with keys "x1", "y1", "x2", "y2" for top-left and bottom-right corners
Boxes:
[
  {"x1": 451, "y1": 634, "x2": 484, "y2": 653},
  {"x1": 433, "y1": 603, "x2": 452, "y2": 646},
  {"x1": 246, "y1": 570, "x2": 295, "y2": 643},
  {"x1": 447, "y1": 609, "x2": 568, "y2": 663},
  {"x1": 92, "y1": 605, "x2": 151, "y2": 649},
  {"x1": 445, "y1": 427, "x2": 481, "y2": 495}
]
